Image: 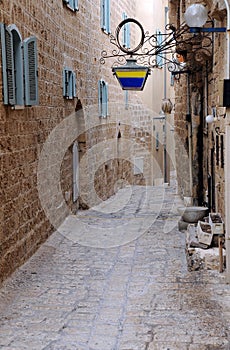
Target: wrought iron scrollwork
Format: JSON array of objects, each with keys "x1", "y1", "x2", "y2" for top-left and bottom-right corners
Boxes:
[{"x1": 100, "y1": 17, "x2": 214, "y2": 73}]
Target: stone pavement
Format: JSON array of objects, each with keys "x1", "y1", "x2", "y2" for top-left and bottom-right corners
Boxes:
[{"x1": 0, "y1": 183, "x2": 230, "y2": 350}]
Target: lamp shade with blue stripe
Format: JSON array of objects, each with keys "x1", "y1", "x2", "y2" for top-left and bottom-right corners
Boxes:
[{"x1": 112, "y1": 59, "x2": 150, "y2": 91}]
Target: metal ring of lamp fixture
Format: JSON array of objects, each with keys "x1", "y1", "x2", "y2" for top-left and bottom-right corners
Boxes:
[{"x1": 115, "y1": 18, "x2": 145, "y2": 55}]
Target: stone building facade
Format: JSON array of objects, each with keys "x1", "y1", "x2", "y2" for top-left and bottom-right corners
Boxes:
[
  {"x1": 0, "y1": 0, "x2": 156, "y2": 283},
  {"x1": 169, "y1": 0, "x2": 228, "y2": 215}
]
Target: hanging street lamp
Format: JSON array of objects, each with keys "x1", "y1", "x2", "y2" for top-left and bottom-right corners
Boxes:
[
  {"x1": 100, "y1": 4, "x2": 226, "y2": 88},
  {"x1": 112, "y1": 58, "x2": 150, "y2": 91}
]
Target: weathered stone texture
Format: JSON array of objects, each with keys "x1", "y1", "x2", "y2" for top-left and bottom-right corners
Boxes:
[
  {"x1": 0, "y1": 0, "x2": 155, "y2": 283},
  {"x1": 169, "y1": 0, "x2": 227, "y2": 213}
]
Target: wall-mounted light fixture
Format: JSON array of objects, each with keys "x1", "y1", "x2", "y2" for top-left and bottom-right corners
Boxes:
[
  {"x1": 206, "y1": 114, "x2": 215, "y2": 124},
  {"x1": 100, "y1": 4, "x2": 226, "y2": 89},
  {"x1": 206, "y1": 106, "x2": 226, "y2": 123}
]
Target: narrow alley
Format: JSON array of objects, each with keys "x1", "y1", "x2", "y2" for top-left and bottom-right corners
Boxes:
[{"x1": 0, "y1": 181, "x2": 230, "y2": 350}]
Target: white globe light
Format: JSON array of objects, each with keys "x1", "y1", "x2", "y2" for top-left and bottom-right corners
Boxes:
[
  {"x1": 206, "y1": 114, "x2": 214, "y2": 123},
  {"x1": 184, "y1": 4, "x2": 208, "y2": 27}
]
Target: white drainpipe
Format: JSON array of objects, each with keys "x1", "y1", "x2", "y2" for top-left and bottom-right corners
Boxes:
[{"x1": 224, "y1": 0, "x2": 230, "y2": 283}]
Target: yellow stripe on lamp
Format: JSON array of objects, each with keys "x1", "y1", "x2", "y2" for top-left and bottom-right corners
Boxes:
[{"x1": 115, "y1": 71, "x2": 147, "y2": 78}]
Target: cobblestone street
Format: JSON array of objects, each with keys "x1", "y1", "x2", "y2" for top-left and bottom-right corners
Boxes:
[{"x1": 0, "y1": 182, "x2": 230, "y2": 350}]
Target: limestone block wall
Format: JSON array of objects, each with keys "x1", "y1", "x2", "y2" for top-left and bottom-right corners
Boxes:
[
  {"x1": 0, "y1": 0, "x2": 155, "y2": 283},
  {"x1": 0, "y1": 0, "x2": 156, "y2": 282},
  {"x1": 169, "y1": 0, "x2": 227, "y2": 213}
]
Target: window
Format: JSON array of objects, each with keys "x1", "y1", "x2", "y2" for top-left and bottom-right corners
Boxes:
[
  {"x1": 216, "y1": 135, "x2": 219, "y2": 166},
  {"x1": 134, "y1": 157, "x2": 144, "y2": 175},
  {"x1": 125, "y1": 90, "x2": 129, "y2": 109},
  {"x1": 62, "y1": 68, "x2": 77, "y2": 99},
  {"x1": 72, "y1": 141, "x2": 79, "y2": 202},
  {"x1": 156, "y1": 29, "x2": 163, "y2": 68},
  {"x1": 156, "y1": 132, "x2": 159, "y2": 150},
  {"x1": 122, "y1": 12, "x2": 130, "y2": 48},
  {"x1": 0, "y1": 23, "x2": 38, "y2": 106},
  {"x1": 170, "y1": 73, "x2": 174, "y2": 86},
  {"x1": 98, "y1": 79, "x2": 108, "y2": 118},
  {"x1": 63, "y1": 0, "x2": 79, "y2": 11},
  {"x1": 100, "y1": 0, "x2": 110, "y2": 34},
  {"x1": 220, "y1": 135, "x2": 224, "y2": 169}
]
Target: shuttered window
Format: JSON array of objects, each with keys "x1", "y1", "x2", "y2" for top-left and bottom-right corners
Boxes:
[
  {"x1": 98, "y1": 79, "x2": 108, "y2": 118},
  {"x1": 122, "y1": 12, "x2": 130, "y2": 48},
  {"x1": 100, "y1": 0, "x2": 110, "y2": 33},
  {"x1": 156, "y1": 29, "x2": 163, "y2": 68},
  {"x1": 1, "y1": 24, "x2": 16, "y2": 105},
  {"x1": 72, "y1": 141, "x2": 79, "y2": 202},
  {"x1": 24, "y1": 37, "x2": 39, "y2": 106},
  {"x1": 63, "y1": 68, "x2": 77, "y2": 99},
  {"x1": 0, "y1": 23, "x2": 38, "y2": 106},
  {"x1": 63, "y1": 0, "x2": 79, "y2": 11},
  {"x1": 156, "y1": 132, "x2": 159, "y2": 150},
  {"x1": 125, "y1": 90, "x2": 129, "y2": 109}
]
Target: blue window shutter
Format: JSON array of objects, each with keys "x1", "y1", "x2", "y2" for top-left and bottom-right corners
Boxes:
[
  {"x1": 72, "y1": 72, "x2": 77, "y2": 97},
  {"x1": 63, "y1": 68, "x2": 76, "y2": 99},
  {"x1": 9, "y1": 25, "x2": 24, "y2": 105},
  {"x1": 69, "y1": 0, "x2": 74, "y2": 8},
  {"x1": 127, "y1": 21, "x2": 130, "y2": 48},
  {"x1": 125, "y1": 90, "x2": 128, "y2": 109},
  {"x1": 0, "y1": 23, "x2": 16, "y2": 105},
  {"x1": 72, "y1": 142, "x2": 79, "y2": 202},
  {"x1": 105, "y1": 82, "x2": 108, "y2": 117},
  {"x1": 122, "y1": 12, "x2": 130, "y2": 48},
  {"x1": 156, "y1": 132, "x2": 159, "y2": 150},
  {"x1": 63, "y1": 68, "x2": 67, "y2": 97},
  {"x1": 106, "y1": 0, "x2": 111, "y2": 33},
  {"x1": 68, "y1": 71, "x2": 73, "y2": 98},
  {"x1": 102, "y1": 81, "x2": 106, "y2": 117},
  {"x1": 98, "y1": 79, "x2": 108, "y2": 117},
  {"x1": 100, "y1": 0, "x2": 106, "y2": 30},
  {"x1": 74, "y1": 0, "x2": 79, "y2": 11},
  {"x1": 23, "y1": 36, "x2": 38, "y2": 105},
  {"x1": 170, "y1": 73, "x2": 174, "y2": 86},
  {"x1": 156, "y1": 30, "x2": 163, "y2": 67},
  {"x1": 122, "y1": 12, "x2": 127, "y2": 47},
  {"x1": 101, "y1": 0, "x2": 110, "y2": 33},
  {"x1": 98, "y1": 79, "x2": 102, "y2": 116}
]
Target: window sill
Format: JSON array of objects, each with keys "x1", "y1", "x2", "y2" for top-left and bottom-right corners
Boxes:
[{"x1": 11, "y1": 105, "x2": 25, "y2": 110}]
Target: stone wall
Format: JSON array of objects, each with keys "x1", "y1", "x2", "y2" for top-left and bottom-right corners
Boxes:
[
  {"x1": 169, "y1": 0, "x2": 227, "y2": 215},
  {"x1": 0, "y1": 0, "x2": 155, "y2": 283}
]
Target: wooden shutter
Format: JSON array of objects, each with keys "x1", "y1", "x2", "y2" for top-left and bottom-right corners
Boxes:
[
  {"x1": 98, "y1": 79, "x2": 103, "y2": 116},
  {"x1": 23, "y1": 36, "x2": 39, "y2": 105},
  {"x1": 125, "y1": 90, "x2": 128, "y2": 109},
  {"x1": 156, "y1": 132, "x2": 159, "y2": 150},
  {"x1": 63, "y1": 68, "x2": 76, "y2": 99},
  {"x1": 106, "y1": 0, "x2": 111, "y2": 33},
  {"x1": 156, "y1": 30, "x2": 163, "y2": 67},
  {"x1": 122, "y1": 12, "x2": 130, "y2": 48},
  {"x1": 63, "y1": 68, "x2": 68, "y2": 97},
  {"x1": 100, "y1": 0, "x2": 106, "y2": 30},
  {"x1": 74, "y1": 0, "x2": 79, "y2": 11},
  {"x1": 122, "y1": 12, "x2": 127, "y2": 46},
  {"x1": 9, "y1": 25, "x2": 24, "y2": 105},
  {"x1": 126, "y1": 21, "x2": 130, "y2": 48},
  {"x1": 101, "y1": 0, "x2": 110, "y2": 33},
  {"x1": 73, "y1": 142, "x2": 79, "y2": 202},
  {"x1": 0, "y1": 23, "x2": 16, "y2": 105},
  {"x1": 72, "y1": 72, "x2": 77, "y2": 98},
  {"x1": 104, "y1": 82, "x2": 108, "y2": 117},
  {"x1": 102, "y1": 82, "x2": 106, "y2": 117}
]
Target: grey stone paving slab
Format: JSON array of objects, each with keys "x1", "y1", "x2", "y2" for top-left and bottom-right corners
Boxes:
[{"x1": 0, "y1": 183, "x2": 230, "y2": 350}]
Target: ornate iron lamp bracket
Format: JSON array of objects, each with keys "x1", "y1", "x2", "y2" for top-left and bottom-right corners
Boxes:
[{"x1": 100, "y1": 17, "x2": 216, "y2": 73}]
